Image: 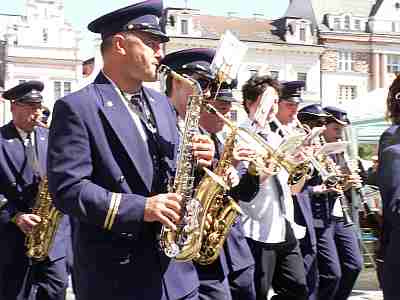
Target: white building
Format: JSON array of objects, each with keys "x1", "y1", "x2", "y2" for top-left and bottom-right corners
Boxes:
[
  {"x1": 285, "y1": 0, "x2": 400, "y2": 106},
  {"x1": 0, "y1": 0, "x2": 81, "y2": 124}
]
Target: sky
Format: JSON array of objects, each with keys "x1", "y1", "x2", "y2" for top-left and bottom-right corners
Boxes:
[{"x1": 0, "y1": 0, "x2": 290, "y2": 58}]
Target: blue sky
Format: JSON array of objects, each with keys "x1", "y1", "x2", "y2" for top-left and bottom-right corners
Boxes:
[{"x1": 0, "y1": 0, "x2": 289, "y2": 58}]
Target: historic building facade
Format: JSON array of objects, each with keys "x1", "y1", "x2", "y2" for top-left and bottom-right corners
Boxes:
[
  {"x1": 0, "y1": 0, "x2": 81, "y2": 124},
  {"x1": 285, "y1": 0, "x2": 400, "y2": 106},
  {"x1": 163, "y1": 7, "x2": 325, "y2": 121}
]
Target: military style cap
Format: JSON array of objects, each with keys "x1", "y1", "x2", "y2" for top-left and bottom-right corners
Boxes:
[
  {"x1": 160, "y1": 48, "x2": 216, "y2": 80},
  {"x1": 210, "y1": 80, "x2": 238, "y2": 103},
  {"x1": 2, "y1": 81, "x2": 44, "y2": 103},
  {"x1": 88, "y1": 0, "x2": 169, "y2": 42},
  {"x1": 280, "y1": 80, "x2": 305, "y2": 103},
  {"x1": 298, "y1": 104, "x2": 329, "y2": 118},
  {"x1": 323, "y1": 106, "x2": 350, "y2": 125}
]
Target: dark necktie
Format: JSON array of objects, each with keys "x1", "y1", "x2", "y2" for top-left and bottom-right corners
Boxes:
[
  {"x1": 209, "y1": 133, "x2": 220, "y2": 160},
  {"x1": 24, "y1": 133, "x2": 39, "y2": 176},
  {"x1": 130, "y1": 92, "x2": 157, "y2": 134}
]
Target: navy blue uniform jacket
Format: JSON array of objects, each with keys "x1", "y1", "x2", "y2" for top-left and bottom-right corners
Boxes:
[
  {"x1": 47, "y1": 72, "x2": 198, "y2": 299},
  {"x1": 0, "y1": 123, "x2": 69, "y2": 298}
]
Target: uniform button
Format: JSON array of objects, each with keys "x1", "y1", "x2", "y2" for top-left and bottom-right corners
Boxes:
[
  {"x1": 121, "y1": 233, "x2": 134, "y2": 238},
  {"x1": 118, "y1": 176, "x2": 125, "y2": 184},
  {"x1": 11, "y1": 182, "x2": 17, "y2": 187}
]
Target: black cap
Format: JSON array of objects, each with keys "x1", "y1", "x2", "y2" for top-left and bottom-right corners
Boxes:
[
  {"x1": 280, "y1": 80, "x2": 305, "y2": 103},
  {"x1": 2, "y1": 81, "x2": 44, "y2": 103},
  {"x1": 298, "y1": 104, "x2": 329, "y2": 118},
  {"x1": 88, "y1": 0, "x2": 169, "y2": 42},
  {"x1": 160, "y1": 48, "x2": 216, "y2": 80},
  {"x1": 323, "y1": 106, "x2": 350, "y2": 125},
  {"x1": 210, "y1": 80, "x2": 238, "y2": 103}
]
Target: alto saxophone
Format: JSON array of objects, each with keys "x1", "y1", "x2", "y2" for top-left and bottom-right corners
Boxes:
[
  {"x1": 25, "y1": 177, "x2": 64, "y2": 261},
  {"x1": 194, "y1": 128, "x2": 242, "y2": 265},
  {"x1": 158, "y1": 65, "x2": 205, "y2": 260}
]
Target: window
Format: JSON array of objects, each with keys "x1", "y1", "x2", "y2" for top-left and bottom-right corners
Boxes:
[
  {"x1": 387, "y1": 55, "x2": 400, "y2": 73},
  {"x1": 299, "y1": 24, "x2": 306, "y2": 41},
  {"x1": 54, "y1": 81, "x2": 61, "y2": 100},
  {"x1": 297, "y1": 72, "x2": 307, "y2": 90},
  {"x1": 270, "y1": 71, "x2": 279, "y2": 80},
  {"x1": 180, "y1": 19, "x2": 188, "y2": 35},
  {"x1": 54, "y1": 81, "x2": 72, "y2": 100},
  {"x1": 337, "y1": 51, "x2": 353, "y2": 72},
  {"x1": 344, "y1": 16, "x2": 351, "y2": 30},
  {"x1": 18, "y1": 80, "x2": 26, "y2": 84},
  {"x1": 354, "y1": 20, "x2": 361, "y2": 31},
  {"x1": 333, "y1": 18, "x2": 341, "y2": 30},
  {"x1": 43, "y1": 28, "x2": 48, "y2": 43},
  {"x1": 64, "y1": 82, "x2": 71, "y2": 95},
  {"x1": 338, "y1": 85, "x2": 357, "y2": 102}
]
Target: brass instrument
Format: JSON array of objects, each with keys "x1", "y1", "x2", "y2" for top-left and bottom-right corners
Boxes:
[
  {"x1": 158, "y1": 65, "x2": 206, "y2": 260},
  {"x1": 204, "y1": 103, "x2": 310, "y2": 185},
  {"x1": 322, "y1": 154, "x2": 354, "y2": 227},
  {"x1": 194, "y1": 129, "x2": 242, "y2": 265},
  {"x1": 25, "y1": 177, "x2": 64, "y2": 261}
]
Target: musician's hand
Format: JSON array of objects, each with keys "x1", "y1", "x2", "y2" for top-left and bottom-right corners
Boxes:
[
  {"x1": 258, "y1": 157, "x2": 279, "y2": 183},
  {"x1": 312, "y1": 184, "x2": 341, "y2": 195},
  {"x1": 232, "y1": 146, "x2": 256, "y2": 167},
  {"x1": 15, "y1": 212, "x2": 41, "y2": 234},
  {"x1": 224, "y1": 166, "x2": 240, "y2": 187},
  {"x1": 343, "y1": 174, "x2": 362, "y2": 191},
  {"x1": 192, "y1": 135, "x2": 215, "y2": 168},
  {"x1": 144, "y1": 193, "x2": 182, "y2": 230}
]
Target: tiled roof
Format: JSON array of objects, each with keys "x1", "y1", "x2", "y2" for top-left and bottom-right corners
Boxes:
[{"x1": 191, "y1": 14, "x2": 282, "y2": 43}]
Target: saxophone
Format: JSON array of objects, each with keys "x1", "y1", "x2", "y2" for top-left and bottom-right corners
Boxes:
[
  {"x1": 25, "y1": 177, "x2": 64, "y2": 261},
  {"x1": 159, "y1": 65, "x2": 205, "y2": 260},
  {"x1": 194, "y1": 128, "x2": 242, "y2": 265}
]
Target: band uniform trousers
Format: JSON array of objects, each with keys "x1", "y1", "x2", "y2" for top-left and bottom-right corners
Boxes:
[
  {"x1": 246, "y1": 222, "x2": 308, "y2": 300},
  {"x1": 316, "y1": 217, "x2": 363, "y2": 300}
]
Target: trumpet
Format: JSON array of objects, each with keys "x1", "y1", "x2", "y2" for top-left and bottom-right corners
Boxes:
[{"x1": 204, "y1": 103, "x2": 310, "y2": 184}]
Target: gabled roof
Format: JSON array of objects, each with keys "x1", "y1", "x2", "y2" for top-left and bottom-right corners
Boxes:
[
  {"x1": 284, "y1": 0, "x2": 318, "y2": 28},
  {"x1": 285, "y1": 0, "x2": 376, "y2": 27}
]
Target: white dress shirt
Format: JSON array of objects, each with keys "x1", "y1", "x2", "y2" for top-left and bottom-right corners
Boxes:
[{"x1": 238, "y1": 119, "x2": 305, "y2": 243}]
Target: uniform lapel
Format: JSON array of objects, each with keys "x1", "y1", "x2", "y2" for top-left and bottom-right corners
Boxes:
[
  {"x1": 1, "y1": 122, "x2": 29, "y2": 182},
  {"x1": 94, "y1": 74, "x2": 153, "y2": 191}
]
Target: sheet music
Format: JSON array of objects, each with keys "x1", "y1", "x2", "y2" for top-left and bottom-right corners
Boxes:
[{"x1": 210, "y1": 30, "x2": 248, "y2": 84}]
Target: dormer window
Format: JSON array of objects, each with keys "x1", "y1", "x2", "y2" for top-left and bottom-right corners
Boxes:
[{"x1": 181, "y1": 19, "x2": 188, "y2": 35}]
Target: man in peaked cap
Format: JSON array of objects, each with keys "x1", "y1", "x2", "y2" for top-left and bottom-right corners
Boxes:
[
  {"x1": 270, "y1": 80, "x2": 305, "y2": 136},
  {"x1": 47, "y1": 1, "x2": 215, "y2": 299},
  {"x1": 311, "y1": 106, "x2": 363, "y2": 300},
  {"x1": 0, "y1": 81, "x2": 70, "y2": 300},
  {"x1": 161, "y1": 48, "x2": 257, "y2": 300},
  {"x1": 295, "y1": 104, "x2": 332, "y2": 300}
]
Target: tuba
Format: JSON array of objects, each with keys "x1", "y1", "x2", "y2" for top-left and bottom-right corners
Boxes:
[
  {"x1": 193, "y1": 128, "x2": 242, "y2": 265},
  {"x1": 158, "y1": 65, "x2": 206, "y2": 260},
  {"x1": 25, "y1": 177, "x2": 64, "y2": 261}
]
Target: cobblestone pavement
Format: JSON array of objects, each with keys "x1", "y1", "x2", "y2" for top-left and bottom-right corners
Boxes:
[{"x1": 66, "y1": 267, "x2": 383, "y2": 300}]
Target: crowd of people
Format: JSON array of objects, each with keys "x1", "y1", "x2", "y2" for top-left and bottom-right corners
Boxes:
[{"x1": 0, "y1": 0, "x2": 388, "y2": 299}]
